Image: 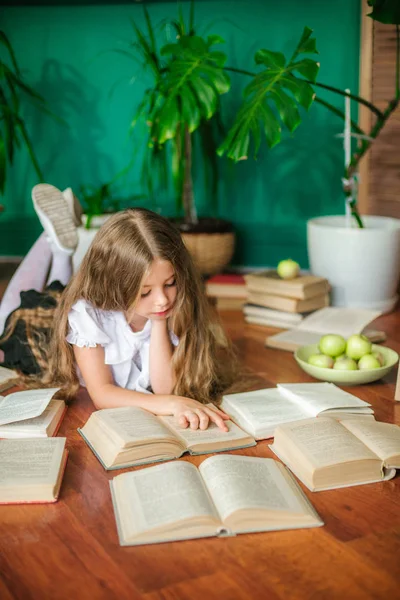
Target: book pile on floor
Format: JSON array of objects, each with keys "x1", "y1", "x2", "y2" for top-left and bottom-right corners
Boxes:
[
  {"x1": 205, "y1": 273, "x2": 248, "y2": 310},
  {"x1": 0, "y1": 375, "x2": 68, "y2": 504},
  {"x1": 243, "y1": 270, "x2": 330, "y2": 328}
]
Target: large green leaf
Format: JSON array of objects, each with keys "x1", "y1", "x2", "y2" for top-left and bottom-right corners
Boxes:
[
  {"x1": 150, "y1": 34, "x2": 230, "y2": 143},
  {"x1": 367, "y1": 0, "x2": 400, "y2": 24},
  {"x1": 218, "y1": 27, "x2": 319, "y2": 161}
]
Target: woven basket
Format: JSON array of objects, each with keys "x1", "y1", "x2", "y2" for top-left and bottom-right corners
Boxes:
[{"x1": 181, "y1": 231, "x2": 235, "y2": 275}]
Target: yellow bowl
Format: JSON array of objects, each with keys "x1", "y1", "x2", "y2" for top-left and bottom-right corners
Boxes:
[{"x1": 294, "y1": 344, "x2": 399, "y2": 385}]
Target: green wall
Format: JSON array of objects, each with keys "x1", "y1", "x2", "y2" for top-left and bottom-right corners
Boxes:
[{"x1": 0, "y1": 0, "x2": 361, "y2": 267}]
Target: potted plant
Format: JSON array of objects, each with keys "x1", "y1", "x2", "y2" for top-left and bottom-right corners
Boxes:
[
  {"x1": 0, "y1": 31, "x2": 50, "y2": 211},
  {"x1": 128, "y1": 4, "x2": 320, "y2": 274},
  {"x1": 306, "y1": 0, "x2": 400, "y2": 312},
  {"x1": 72, "y1": 177, "x2": 146, "y2": 271}
]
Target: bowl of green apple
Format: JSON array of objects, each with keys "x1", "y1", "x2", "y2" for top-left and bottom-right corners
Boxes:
[{"x1": 295, "y1": 334, "x2": 399, "y2": 385}]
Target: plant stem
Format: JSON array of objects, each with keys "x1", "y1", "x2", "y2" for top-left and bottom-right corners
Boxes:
[
  {"x1": 303, "y1": 79, "x2": 384, "y2": 119},
  {"x1": 224, "y1": 65, "x2": 254, "y2": 77},
  {"x1": 182, "y1": 126, "x2": 197, "y2": 224}
]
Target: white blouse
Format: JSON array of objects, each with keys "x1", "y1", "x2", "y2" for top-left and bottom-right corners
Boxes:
[{"x1": 66, "y1": 299, "x2": 179, "y2": 393}]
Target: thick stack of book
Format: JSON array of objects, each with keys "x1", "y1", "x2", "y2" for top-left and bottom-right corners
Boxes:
[
  {"x1": 205, "y1": 273, "x2": 248, "y2": 310},
  {"x1": 243, "y1": 270, "x2": 330, "y2": 327}
]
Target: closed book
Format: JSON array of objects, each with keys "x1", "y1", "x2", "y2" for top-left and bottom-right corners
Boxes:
[
  {"x1": 216, "y1": 297, "x2": 245, "y2": 310},
  {"x1": 243, "y1": 303, "x2": 304, "y2": 325},
  {"x1": 206, "y1": 274, "x2": 247, "y2": 299},
  {"x1": 0, "y1": 366, "x2": 19, "y2": 393},
  {"x1": 247, "y1": 291, "x2": 330, "y2": 314},
  {"x1": 0, "y1": 437, "x2": 68, "y2": 504},
  {"x1": 245, "y1": 271, "x2": 330, "y2": 300},
  {"x1": 245, "y1": 316, "x2": 293, "y2": 329}
]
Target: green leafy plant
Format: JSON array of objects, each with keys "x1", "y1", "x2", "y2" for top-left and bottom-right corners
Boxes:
[
  {"x1": 129, "y1": 5, "x2": 320, "y2": 226},
  {"x1": 80, "y1": 180, "x2": 146, "y2": 229},
  {"x1": 0, "y1": 31, "x2": 50, "y2": 201}
]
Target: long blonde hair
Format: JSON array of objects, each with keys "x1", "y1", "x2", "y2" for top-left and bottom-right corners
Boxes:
[{"x1": 49, "y1": 208, "x2": 238, "y2": 403}]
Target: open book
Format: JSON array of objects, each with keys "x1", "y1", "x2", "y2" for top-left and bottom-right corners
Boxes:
[
  {"x1": 265, "y1": 307, "x2": 383, "y2": 351},
  {"x1": 0, "y1": 388, "x2": 65, "y2": 438},
  {"x1": 221, "y1": 383, "x2": 373, "y2": 440},
  {"x1": 110, "y1": 454, "x2": 323, "y2": 546},
  {"x1": 270, "y1": 418, "x2": 400, "y2": 491},
  {"x1": 0, "y1": 437, "x2": 68, "y2": 503},
  {"x1": 0, "y1": 366, "x2": 19, "y2": 392},
  {"x1": 78, "y1": 406, "x2": 256, "y2": 470}
]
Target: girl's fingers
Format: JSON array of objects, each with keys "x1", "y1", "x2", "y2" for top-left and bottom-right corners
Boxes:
[
  {"x1": 204, "y1": 408, "x2": 229, "y2": 432},
  {"x1": 209, "y1": 405, "x2": 230, "y2": 420},
  {"x1": 184, "y1": 410, "x2": 200, "y2": 430},
  {"x1": 194, "y1": 409, "x2": 210, "y2": 431},
  {"x1": 178, "y1": 414, "x2": 189, "y2": 429}
]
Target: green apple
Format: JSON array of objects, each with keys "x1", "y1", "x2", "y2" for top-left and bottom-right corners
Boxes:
[
  {"x1": 371, "y1": 351, "x2": 385, "y2": 367},
  {"x1": 277, "y1": 259, "x2": 300, "y2": 280},
  {"x1": 319, "y1": 334, "x2": 347, "y2": 358},
  {"x1": 308, "y1": 354, "x2": 334, "y2": 368},
  {"x1": 333, "y1": 357, "x2": 358, "y2": 370},
  {"x1": 346, "y1": 334, "x2": 372, "y2": 360},
  {"x1": 358, "y1": 354, "x2": 381, "y2": 370}
]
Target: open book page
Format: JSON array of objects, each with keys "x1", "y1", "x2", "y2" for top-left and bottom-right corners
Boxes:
[
  {"x1": 342, "y1": 420, "x2": 400, "y2": 466},
  {"x1": 0, "y1": 399, "x2": 64, "y2": 437},
  {"x1": 277, "y1": 383, "x2": 372, "y2": 416},
  {"x1": 0, "y1": 388, "x2": 60, "y2": 426},
  {"x1": 111, "y1": 461, "x2": 221, "y2": 545},
  {"x1": 296, "y1": 307, "x2": 381, "y2": 336},
  {"x1": 221, "y1": 389, "x2": 309, "y2": 439},
  {"x1": 198, "y1": 455, "x2": 321, "y2": 529},
  {"x1": 272, "y1": 418, "x2": 379, "y2": 469},
  {"x1": 160, "y1": 412, "x2": 255, "y2": 451},
  {"x1": 89, "y1": 407, "x2": 180, "y2": 446},
  {"x1": 0, "y1": 438, "x2": 66, "y2": 490}
]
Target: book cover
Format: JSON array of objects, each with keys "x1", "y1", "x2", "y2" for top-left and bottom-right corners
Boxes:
[{"x1": 245, "y1": 271, "x2": 330, "y2": 300}]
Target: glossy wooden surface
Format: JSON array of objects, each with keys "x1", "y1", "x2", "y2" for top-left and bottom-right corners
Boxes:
[{"x1": 1, "y1": 308, "x2": 400, "y2": 600}]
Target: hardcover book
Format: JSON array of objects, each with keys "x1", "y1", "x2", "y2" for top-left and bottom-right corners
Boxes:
[
  {"x1": 221, "y1": 383, "x2": 373, "y2": 440},
  {"x1": 0, "y1": 366, "x2": 19, "y2": 392},
  {"x1": 244, "y1": 271, "x2": 330, "y2": 300},
  {"x1": 0, "y1": 437, "x2": 68, "y2": 503},
  {"x1": 270, "y1": 417, "x2": 400, "y2": 491},
  {"x1": 0, "y1": 388, "x2": 65, "y2": 438},
  {"x1": 78, "y1": 405, "x2": 256, "y2": 470},
  {"x1": 247, "y1": 290, "x2": 329, "y2": 314},
  {"x1": 265, "y1": 307, "x2": 383, "y2": 351},
  {"x1": 110, "y1": 455, "x2": 323, "y2": 546}
]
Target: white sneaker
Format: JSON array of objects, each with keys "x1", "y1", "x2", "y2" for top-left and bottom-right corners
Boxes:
[
  {"x1": 32, "y1": 184, "x2": 78, "y2": 255},
  {"x1": 62, "y1": 187, "x2": 83, "y2": 227}
]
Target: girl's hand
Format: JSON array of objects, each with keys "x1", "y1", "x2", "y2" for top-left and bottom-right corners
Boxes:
[{"x1": 171, "y1": 397, "x2": 230, "y2": 432}]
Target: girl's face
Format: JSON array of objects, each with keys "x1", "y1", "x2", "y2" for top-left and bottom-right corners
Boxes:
[{"x1": 132, "y1": 259, "x2": 177, "y2": 322}]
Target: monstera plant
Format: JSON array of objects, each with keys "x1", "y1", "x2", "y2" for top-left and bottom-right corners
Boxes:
[{"x1": 129, "y1": 4, "x2": 320, "y2": 229}]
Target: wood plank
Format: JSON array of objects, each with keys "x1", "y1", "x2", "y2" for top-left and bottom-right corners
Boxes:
[{"x1": 0, "y1": 266, "x2": 400, "y2": 599}]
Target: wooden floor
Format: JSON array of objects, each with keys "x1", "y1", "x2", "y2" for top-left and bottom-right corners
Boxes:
[{"x1": 1, "y1": 264, "x2": 400, "y2": 600}]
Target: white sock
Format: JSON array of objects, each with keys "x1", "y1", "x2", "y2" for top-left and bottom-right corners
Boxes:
[
  {"x1": 0, "y1": 233, "x2": 52, "y2": 335},
  {"x1": 47, "y1": 248, "x2": 73, "y2": 287}
]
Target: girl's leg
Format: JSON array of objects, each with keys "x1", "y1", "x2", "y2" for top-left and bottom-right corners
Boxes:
[{"x1": 0, "y1": 233, "x2": 52, "y2": 335}]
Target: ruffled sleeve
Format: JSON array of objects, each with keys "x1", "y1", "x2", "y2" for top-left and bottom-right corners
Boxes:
[{"x1": 66, "y1": 299, "x2": 111, "y2": 348}]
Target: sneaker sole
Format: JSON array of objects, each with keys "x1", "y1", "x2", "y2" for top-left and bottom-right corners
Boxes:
[{"x1": 32, "y1": 184, "x2": 78, "y2": 252}]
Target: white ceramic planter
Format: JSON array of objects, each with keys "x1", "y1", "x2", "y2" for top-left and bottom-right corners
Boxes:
[
  {"x1": 307, "y1": 215, "x2": 400, "y2": 313},
  {"x1": 72, "y1": 214, "x2": 114, "y2": 272}
]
